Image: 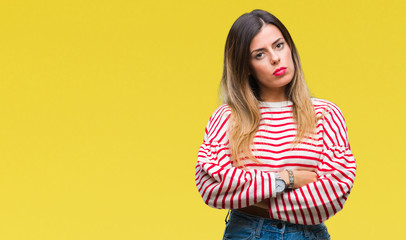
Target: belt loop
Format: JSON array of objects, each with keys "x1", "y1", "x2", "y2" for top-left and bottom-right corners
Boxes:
[
  {"x1": 255, "y1": 218, "x2": 264, "y2": 238},
  {"x1": 304, "y1": 225, "x2": 310, "y2": 237},
  {"x1": 225, "y1": 209, "x2": 231, "y2": 224}
]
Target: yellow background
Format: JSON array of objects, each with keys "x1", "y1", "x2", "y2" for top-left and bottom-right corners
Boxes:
[{"x1": 0, "y1": 0, "x2": 405, "y2": 239}]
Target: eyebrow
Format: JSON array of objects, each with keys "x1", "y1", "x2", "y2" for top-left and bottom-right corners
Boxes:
[{"x1": 250, "y1": 37, "x2": 283, "y2": 55}]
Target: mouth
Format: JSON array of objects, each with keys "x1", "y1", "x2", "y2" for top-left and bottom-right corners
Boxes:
[{"x1": 273, "y1": 67, "x2": 287, "y2": 76}]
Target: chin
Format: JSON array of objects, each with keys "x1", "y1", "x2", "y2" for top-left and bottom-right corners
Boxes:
[{"x1": 277, "y1": 76, "x2": 293, "y2": 86}]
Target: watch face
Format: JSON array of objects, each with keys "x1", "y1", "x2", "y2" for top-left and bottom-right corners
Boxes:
[{"x1": 275, "y1": 179, "x2": 286, "y2": 193}]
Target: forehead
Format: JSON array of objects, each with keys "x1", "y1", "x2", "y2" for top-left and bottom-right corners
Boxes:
[{"x1": 250, "y1": 24, "x2": 284, "y2": 50}]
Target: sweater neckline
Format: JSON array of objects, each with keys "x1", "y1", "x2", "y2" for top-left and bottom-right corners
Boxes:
[{"x1": 259, "y1": 100, "x2": 293, "y2": 108}]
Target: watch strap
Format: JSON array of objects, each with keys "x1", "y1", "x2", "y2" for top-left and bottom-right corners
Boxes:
[{"x1": 287, "y1": 170, "x2": 294, "y2": 189}]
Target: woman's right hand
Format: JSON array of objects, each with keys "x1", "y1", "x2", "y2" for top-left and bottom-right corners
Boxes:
[{"x1": 280, "y1": 169, "x2": 318, "y2": 189}]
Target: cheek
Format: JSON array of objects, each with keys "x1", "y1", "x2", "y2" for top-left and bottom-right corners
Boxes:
[
  {"x1": 251, "y1": 62, "x2": 267, "y2": 76},
  {"x1": 285, "y1": 53, "x2": 295, "y2": 72},
  {"x1": 289, "y1": 56, "x2": 295, "y2": 69},
  {"x1": 285, "y1": 51, "x2": 294, "y2": 65}
]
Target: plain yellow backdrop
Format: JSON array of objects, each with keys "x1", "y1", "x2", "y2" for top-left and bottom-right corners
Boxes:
[{"x1": 0, "y1": 0, "x2": 405, "y2": 239}]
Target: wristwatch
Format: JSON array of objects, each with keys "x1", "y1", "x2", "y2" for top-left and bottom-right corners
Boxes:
[{"x1": 275, "y1": 172, "x2": 287, "y2": 194}]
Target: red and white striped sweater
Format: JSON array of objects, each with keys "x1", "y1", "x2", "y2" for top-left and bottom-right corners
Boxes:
[{"x1": 195, "y1": 98, "x2": 356, "y2": 225}]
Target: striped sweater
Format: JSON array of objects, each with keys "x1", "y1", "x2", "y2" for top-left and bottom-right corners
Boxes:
[{"x1": 195, "y1": 98, "x2": 356, "y2": 225}]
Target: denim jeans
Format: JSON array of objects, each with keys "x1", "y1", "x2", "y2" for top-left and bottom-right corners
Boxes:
[{"x1": 223, "y1": 210, "x2": 331, "y2": 240}]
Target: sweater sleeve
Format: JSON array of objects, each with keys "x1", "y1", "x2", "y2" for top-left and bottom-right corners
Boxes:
[
  {"x1": 195, "y1": 105, "x2": 276, "y2": 209},
  {"x1": 271, "y1": 103, "x2": 356, "y2": 225}
]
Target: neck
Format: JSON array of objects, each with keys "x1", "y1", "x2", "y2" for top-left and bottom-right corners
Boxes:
[{"x1": 260, "y1": 87, "x2": 288, "y2": 102}]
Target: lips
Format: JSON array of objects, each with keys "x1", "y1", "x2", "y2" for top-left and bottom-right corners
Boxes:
[{"x1": 273, "y1": 67, "x2": 287, "y2": 76}]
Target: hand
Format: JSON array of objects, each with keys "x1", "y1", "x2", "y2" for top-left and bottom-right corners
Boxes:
[{"x1": 280, "y1": 169, "x2": 318, "y2": 189}]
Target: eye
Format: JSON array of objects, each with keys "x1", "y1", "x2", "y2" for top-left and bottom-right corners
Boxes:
[
  {"x1": 276, "y1": 42, "x2": 284, "y2": 49},
  {"x1": 255, "y1": 52, "x2": 265, "y2": 59}
]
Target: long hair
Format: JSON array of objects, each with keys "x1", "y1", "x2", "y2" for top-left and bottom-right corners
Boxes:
[{"x1": 220, "y1": 9, "x2": 321, "y2": 167}]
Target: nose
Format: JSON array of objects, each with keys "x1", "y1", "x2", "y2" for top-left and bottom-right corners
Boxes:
[{"x1": 270, "y1": 52, "x2": 280, "y2": 65}]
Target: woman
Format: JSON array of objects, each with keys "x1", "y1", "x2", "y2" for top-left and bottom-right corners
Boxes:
[{"x1": 195, "y1": 9, "x2": 356, "y2": 240}]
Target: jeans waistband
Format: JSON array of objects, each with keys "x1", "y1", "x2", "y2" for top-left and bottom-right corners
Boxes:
[
  {"x1": 224, "y1": 209, "x2": 330, "y2": 239},
  {"x1": 229, "y1": 209, "x2": 327, "y2": 234}
]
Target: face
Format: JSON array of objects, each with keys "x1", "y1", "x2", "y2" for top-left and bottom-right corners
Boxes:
[{"x1": 249, "y1": 24, "x2": 295, "y2": 101}]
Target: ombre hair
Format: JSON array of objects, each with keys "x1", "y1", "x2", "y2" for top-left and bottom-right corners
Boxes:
[{"x1": 220, "y1": 9, "x2": 322, "y2": 167}]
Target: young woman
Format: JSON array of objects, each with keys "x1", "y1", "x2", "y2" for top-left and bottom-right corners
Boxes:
[{"x1": 195, "y1": 9, "x2": 356, "y2": 240}]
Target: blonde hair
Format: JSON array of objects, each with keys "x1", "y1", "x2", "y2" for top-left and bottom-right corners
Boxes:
[{"x1": 220, "y1": 10, "x2": 322, "y2": 167}]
